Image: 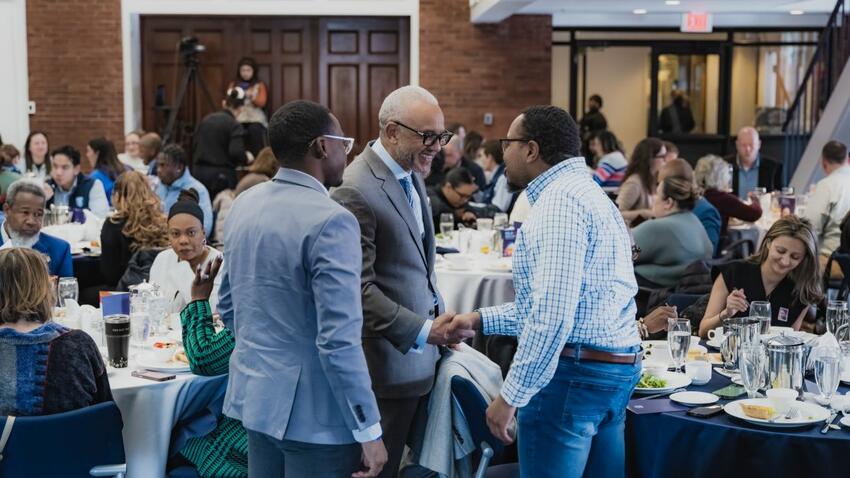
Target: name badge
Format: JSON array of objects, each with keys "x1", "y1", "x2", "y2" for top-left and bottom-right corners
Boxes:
[{"x1": 777, "y1": 307, "x2": 789, "y2": 323}]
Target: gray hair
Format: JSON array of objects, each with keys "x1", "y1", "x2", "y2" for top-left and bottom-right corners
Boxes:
[
  {"x1": 378, "y1": 85, "x2": 440, "y2": 131},
  {"x1": 694, "y1": 155, "x2": 732, "y2": 191},
  {"x1": 6, "y1": 178, "x2": 47, "y2": 207}
]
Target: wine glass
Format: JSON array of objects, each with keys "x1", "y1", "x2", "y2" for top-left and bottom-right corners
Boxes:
[
  {"x1": 739, "y1": 344, "x2": 764, "y2": 399},
  {"x1": 57, "y1": 277, "x2": 79, "y2": 307},
  {"x1": 815, "y1": 352, "x2": 842, "y2": 405},
  {"x1": 666, "y1": 318, "x2": 691, "y2": 373},
  {"x1": 826, "y1": 301, "x2": 847, "y2": 336},
  {"x1": 439, "y1": 213, "x2": 454, "y2": 238},
  {"x1": 749, "y1": 301, "x2": 772, "y2": 335}
]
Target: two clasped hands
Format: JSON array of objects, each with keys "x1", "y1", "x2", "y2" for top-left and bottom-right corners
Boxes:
[{"x1": 426, "y1": 311, "x2": 517, "y2": 446}]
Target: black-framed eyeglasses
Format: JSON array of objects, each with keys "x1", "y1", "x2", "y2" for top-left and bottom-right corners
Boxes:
[
  {"x1": 499, "y1": 138, "x2": 531, "y2": 151},
  {"x1": 451, "y1": 184, "x2": 476, "y2": 201},
  {"x1": 309, "y1": 135, "x2": 355, "y2": 155},
  {"x1": 392, "y1": 121, "x2": 453, "y2": 147}
]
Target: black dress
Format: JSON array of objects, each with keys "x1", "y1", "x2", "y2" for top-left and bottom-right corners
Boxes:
[
  {"x1": 716, "y1": 260, "x2": 808, "y2": 327},
  {"x1": 99, "y1": 218, "x2": 134, "y2": 288}
]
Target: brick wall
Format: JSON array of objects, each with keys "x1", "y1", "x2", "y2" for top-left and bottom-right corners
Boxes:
[
  {"x1": 420, "y1": 0, "x2": 552, "y2": 139},
  {"x1": 26, "y1": 0, "x2": 124, "y2": 161}
]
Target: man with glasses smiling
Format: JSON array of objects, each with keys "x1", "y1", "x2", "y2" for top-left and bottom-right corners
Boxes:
[{"x1": 332, "y1": 86, "x2": 476, "y2": 478}]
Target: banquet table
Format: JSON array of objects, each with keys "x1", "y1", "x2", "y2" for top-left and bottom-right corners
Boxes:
[
  {"x1": 109, "y1": 359, "x2": 227, "y2": 477},
  {"x1": 626, "y1": 363, "x2": 850, "y2": 478},
  {"x1": 434, "y1": 258, "x2": 514, "y2": 312}
]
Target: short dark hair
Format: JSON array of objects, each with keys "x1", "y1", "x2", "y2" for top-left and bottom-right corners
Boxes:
[
  {"x1": 160, "y1": 143, "x2": 188, "y2": 167},
  {"x1": 482, "y1": 139, "x2": 503, "y2": 165},
  {"x1": 51, "y1": 145, "x2": 81, "y2": 166},
  {"x1": 520, "y1": 105, "x2": 580, "y2": 166},
  {"x1": 589, "y1": 94, "x2": 603, "y2": 108},
  {"x1": 444, "y1": 167, "x2": 476, "y2": 188},
  {"x1": 268, "y1": 100, "x2": 334, "y2": 165},
  {"x1": 236, "y1": 57, "x2": 258, "y2": 84},
  {"x1": 822, "y1": 140, "x2": 848, "y2": 164}
]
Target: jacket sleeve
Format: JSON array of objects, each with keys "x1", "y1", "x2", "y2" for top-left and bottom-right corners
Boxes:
[
  {"x1": 331, "y1": 185, "x2": 427, "y2": 354},
  {"x1": 99, "y1": 221, "x2": 127, "y2": 286},
  {"x1": 56, "y1": 240, "x2": 74, "y2": 278},
  {"x1": 180, "y1": 299, "x2": 235, "y2": 376},
  {"x1": 252, "y1": 82, "x2": 268, "y2": 108}
]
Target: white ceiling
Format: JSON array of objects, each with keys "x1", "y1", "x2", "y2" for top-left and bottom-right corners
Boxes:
[{"x1": 470, "y1": 0, "x2": 836, "y2": 26}]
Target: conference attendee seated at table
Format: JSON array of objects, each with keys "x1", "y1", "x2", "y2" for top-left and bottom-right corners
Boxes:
[
  {"x1": 0, "y1": 248, "x2": 112, "y2": 416},
  {"x1": 138, "y1": 132, "x2": 162, "y2": 176},
  {"x1": 695, "y1": 154, "x2": 762, "y2": 236},
  {"x1": 234, "y1": 146, "x2": 279, "y2": 196},
  {"x1": 699, "y1": 216, "x2": 822, "y2": 337},
  {"x1": 0, "y1": 144, "x2": 22, "y2": 195},
  {"x1": 44, "y1": 145, "x2": 110, "y2": 218},
  {"x1": 14, "y1": 131, "x2": 51, "y2": 179},
  {"x1": 155, "y1": 144, "x2": 213, "y2": 236},
  {"x1": 803, "y1": 140, "x2": 850, "y2": 269},
  {"x1": 618, "y1": 137, "x2": 666, "y2": 226},
  {"x1": 150, "y1": 189, "x2": 222, "y2": 314},
  {"x1": 725, "y1": 126, "x2": 784, "y2": 199},
  {"x1": 100, "y1": 171, "x2": 169, "y2": 288},
  {"x1": 1, "y1": 178, "x2": 73, "y2": 277},
  {"x1": 118, "y1": 129, "x2": 147, "y2": 173},
  {"x1": 660, "y1": 158, "x2": 721, "y2": 254},
  {"x1": 86, "y1": 137, "x2": 131, "y2": 203},
  {"x1": 428, "y1": 167, "x2": 480, "y2": 228},
  {"x1": 172, "y1": 256, "x2": 247, "y2": 478},
  {"x1": 632, "y1": 174, "x2": 713, "y2": 288},
  {"x1": 590, "y1": 130, "x2": 627, "y2": 188}
]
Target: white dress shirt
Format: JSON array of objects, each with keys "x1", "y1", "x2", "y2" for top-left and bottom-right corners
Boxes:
[
  {"x1": 149, "y1": 246, "x2": 223, "y2": 314},
  {"x1": 804, "y1": 163, "x2": 850, "y2": 256}
]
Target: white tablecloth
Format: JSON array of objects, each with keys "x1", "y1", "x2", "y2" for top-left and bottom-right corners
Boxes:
[
  {"x1": 109, "y1": 360, "x2": 227, "y2": 477},
  {"x1": 435, "y1": 261, "x2": 515, "y2": 312}
]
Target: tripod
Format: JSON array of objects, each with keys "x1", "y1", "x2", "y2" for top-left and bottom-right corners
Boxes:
[{"x1": 161, "y1": 52, "x2": 216, "y2": 145}]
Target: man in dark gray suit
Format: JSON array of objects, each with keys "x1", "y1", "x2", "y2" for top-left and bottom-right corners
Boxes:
[{"x1": 332, "y1": 86, "x2": 475, "y2": 477}]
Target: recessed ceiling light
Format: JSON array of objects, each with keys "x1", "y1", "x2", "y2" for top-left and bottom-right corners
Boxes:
[
  {"x1": 634, "y1": 8, "x2": 648, "y2": 15},
  {"x1": 665, "y1": 0, "x2": 681, "y2": 5},
  {"x1": 790, "y1": 10, "x2": 804, "y2": 15}
]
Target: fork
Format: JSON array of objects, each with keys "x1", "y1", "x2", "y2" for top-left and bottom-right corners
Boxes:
[{"x1": 769, "y1": 407, "x2": 798, "y2": 423}]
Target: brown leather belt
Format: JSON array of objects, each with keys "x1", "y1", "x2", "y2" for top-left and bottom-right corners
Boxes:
[{"x1": 561, "y1": 346, "x2": 639, "y2": 365}]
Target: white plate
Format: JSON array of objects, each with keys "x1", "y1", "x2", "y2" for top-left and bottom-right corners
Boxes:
[
  {"x1": 724, "y1": 398, "x2": 830, "y2": 428},
  {"x1": 167, "y1": 329, "x2": 183, "y2": 343},
  {"x1": 841, "y1": 416, "x2": 850, "y2": 428},
  {"x1": 670, "y1": 391, "x2": 719, "y2": 406},
  {"x1": 634, "y1": 371, "x2": 692, "y2": 394},
  {"x1": 134, "y1": 351, "x2": 190, "y2": 373}
]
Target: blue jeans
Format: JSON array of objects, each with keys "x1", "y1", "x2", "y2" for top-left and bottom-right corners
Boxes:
[
  {"x1": 247, "y1": 430, "x2": 362, "y2": 478},
  {"x1": 517, "y1": 344, "x2": 641, "y2": 478}
]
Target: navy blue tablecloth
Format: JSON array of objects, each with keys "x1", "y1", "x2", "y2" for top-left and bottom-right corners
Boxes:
[{"x1": 626, "y1": 369, "x2": 850, "y2": 478}]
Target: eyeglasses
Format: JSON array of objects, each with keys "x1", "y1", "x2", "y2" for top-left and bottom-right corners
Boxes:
[
  {"x1": 451, "y1": 185, "x2": 476, "y2": 201},
  {"x1": 499, "y1": 138, "x2": 531, "y2": 151},
  {"x1": 310, "y1": 135, "x2": 354, "y2": 155},
  {"x1": 392, "y1": 121, "x2": 454, "y2": 147}
]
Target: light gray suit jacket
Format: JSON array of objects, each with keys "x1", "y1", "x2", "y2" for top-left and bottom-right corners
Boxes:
[
  {"x1": 219, "y1": 168, "x2": 381, "y2": 444},
  {"x1": 332, "y1": 143, "x2": 443, "y2": 399}
]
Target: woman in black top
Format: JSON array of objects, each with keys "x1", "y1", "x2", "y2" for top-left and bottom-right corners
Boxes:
[
  {"x1": 100, "y1": 171, "x2": 169, "y2": 287},
  {"x1": 699, "y1": 216, "x2": 823, "y2": 337}
]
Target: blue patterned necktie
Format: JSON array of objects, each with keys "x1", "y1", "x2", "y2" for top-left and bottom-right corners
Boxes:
[{"x1": 399, "y1": 175, "x2": 417, "y2": 212}]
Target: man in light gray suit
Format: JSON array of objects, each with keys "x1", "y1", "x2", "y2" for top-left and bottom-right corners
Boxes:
[
  {"x1": 219, "y1": 100, "x2": 387, "y2": 477},
  {"x1": 332, "y1": 86, "x2": 475, "y2": 477}
]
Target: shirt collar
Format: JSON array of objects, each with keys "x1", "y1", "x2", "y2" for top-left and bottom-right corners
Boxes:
[
  {"x1": 737, "y1": 154, "x2": 760, "y2": 172},
  {"x1": 373, "y1": 139, "x2": 411, "y2": 180},
  {"x1": 273, "y1": 168, "x2": 328, "y2": 196},
  {"x1": 170, "y1": 168, "x2": 193, "y2": 189},
  {"x1": 525, "y1": 157, "x2": 587, "y2": 205},
  {"x1": 57, "y1": 177, "x2": 78, "y2": 193},
  {"x1": 0, "y1": 221, "x2": 9, "y2": 244}
]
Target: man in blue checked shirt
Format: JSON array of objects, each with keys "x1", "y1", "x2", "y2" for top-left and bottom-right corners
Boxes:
[{"x1": 449, "y1": 105, "x2": 642, "y2": 478}]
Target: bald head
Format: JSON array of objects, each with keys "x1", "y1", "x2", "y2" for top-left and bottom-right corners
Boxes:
[
  {"x1": 659, "y1": 158, "x2": 695, "y2": 183},
  {"x1": 735, "y1": 126, "x2": 761, "y2": 167}
]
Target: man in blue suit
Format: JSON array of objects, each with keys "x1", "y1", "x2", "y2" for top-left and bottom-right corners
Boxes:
[
  {"x1": 1, "y1": 178, "x2": 73, "y2": 277},
  {"x1": 218, "y1": 100, "x2": 387, "y2": 477}
]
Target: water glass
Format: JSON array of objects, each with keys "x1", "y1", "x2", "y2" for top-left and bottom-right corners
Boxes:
[
  {"x1": 826, "y1": 300, "x2": 847, "y2": 336},
  {"x1": 667, "y1": 318, "x2": 691, "y2": 373},
  {"x1": 815, "y1": 354, "x2": 842, "y2": 403},
  {"x1": 57, "y1": 277, "x2": 79, "y2": 307},
  {"x1": 749, "y1": 301, "x2": 772, "y2": 335},
  {"x1": 439, "y1": 213, "x2": 454, "y2": 237},
  {"x1": 493, "y1": 213, "x2": 509, "y2": 229},
  {"x1": 739, "y1": 344, "x2": 765, "y2": 399},
  {"x1": 720, "y1": 332, "x2": 737, "y2": 372}
]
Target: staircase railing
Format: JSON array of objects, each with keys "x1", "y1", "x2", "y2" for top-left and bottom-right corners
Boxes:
[{"x1": 782, "y1": 0, "x2": 850, "y2": 180}]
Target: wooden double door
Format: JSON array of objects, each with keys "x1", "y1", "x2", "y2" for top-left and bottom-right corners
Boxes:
[{"x1": 141, "y1": 16, "x2": 410, "y2": 154}]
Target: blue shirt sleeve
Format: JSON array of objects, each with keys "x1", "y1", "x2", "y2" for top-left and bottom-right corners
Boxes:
[{"x1": 54, "y1": 240, "x2": 74, "y2": 277}]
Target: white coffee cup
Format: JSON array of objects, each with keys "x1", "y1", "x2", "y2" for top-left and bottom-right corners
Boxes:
[
  {"x1": 646, "y1": 344, "x2": 671, "y2": 364},
  {"x1": 642, "y1": 360, "x2": 667, "y2": 376},
  {"x1": 766, "y1": 388, "x2": 797, "y2": 414},
  {"x1": 685, "y1": 361, "x2": 712, "y2": 385},
  {"x1": 707, "y1": 327, "x2": 724, "y2": 342}
]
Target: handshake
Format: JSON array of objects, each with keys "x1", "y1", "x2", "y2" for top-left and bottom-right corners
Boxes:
[{"x1": 426, "y1": 311, "x2": 482, "y2": 346}]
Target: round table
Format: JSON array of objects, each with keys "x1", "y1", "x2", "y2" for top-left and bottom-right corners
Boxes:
[
  {"x1": 626, "y1": 368, "x2": 850, "y2": 478},
  {"x1": 435, "y1": 263, "x2": 514, "y2": 313}
]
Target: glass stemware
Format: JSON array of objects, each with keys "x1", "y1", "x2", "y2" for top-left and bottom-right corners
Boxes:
[
  {"x1": 739, "y1": 344, "x2": 765, "y2": 399},
  {"x1": 57, "y1": 277, "x2": 79, "y2": 307},
  {"x1": 749, "y1": 301, "x2": 772, "y2": 335},
  {"x1": 826, "y1": 301, "x2": 847, "y2": 336},
  {"x1": 667, "y1": 318, "x2": 691, "y2": 373}
]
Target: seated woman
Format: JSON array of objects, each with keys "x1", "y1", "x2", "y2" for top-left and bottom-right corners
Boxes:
[
  {"x1": 233, "y1": 146, "x2": 278, "y2": 197},
  {"x1": 100, "y1": 171, "x2": 169, "y2": 288},
  {"x1": 0, "y1": 248, "x2": 112, "y2": 416},
  {"x1": 86, "y1": 137, "x2": 131, "y2": 203},
  {"x1": 617, "y1": 137, "x2": 666, "y2": 226},
  {"x1": 590, "y1": 130, "x2": 628, "y2": 188},
  {"x1": 632, "y1": 174, "x2": 713, "y2": 288},
  {"x1": 173, "y1": 256, "x2": 247, "y2": 478},
  {"x1": 699, "y1": 216, "x2": 823, "y2": 337},
  {"x1": 694, "y1": 154, "x2": 762, "y2": 235},
  {"x1": 150, "y1": 189, "x2": 223, "y2": 314}
]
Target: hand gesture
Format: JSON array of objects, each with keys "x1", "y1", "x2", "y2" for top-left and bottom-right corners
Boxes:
[
  {"x1": 724, "y1": 288, "x2": 748, "y2": 318},
  {"x1": 643, "y1": 305, "x2": 677, "y2": 334},
  {"x1": 352, "y1": 439, "x2": 387, "y2": 478},
  {"x1": 486, "y1": 395, "x2": 516, "y2": 445},
  {"x1": 190, "y1": 256, "x2": 223, "y2": 302},
  {"x1": 428, "y1": 311, "x2": 476, "y2": 346},
  {"x1": 42, "y1": 182, "x2": 54, "y2": 202}
]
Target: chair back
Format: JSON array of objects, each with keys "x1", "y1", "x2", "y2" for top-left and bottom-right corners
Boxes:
[
  {"x1": 0, "y1": 401, "x2": 125, "y2": 477},
  {"x1": 824, "y1": 251, "x2": 850, "y2": 301},
  {"x1": 451, "y1": 376, "x2": 504, "y2": 458}
]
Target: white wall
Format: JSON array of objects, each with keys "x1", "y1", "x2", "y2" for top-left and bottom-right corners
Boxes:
[
  {"x1": 0, "y1": 0, "x2": 29, "y2": 149},
  {"x1": 551, "y1": 45, "x2": 570, "y2": 110},
  {"x1": 730, "y1": 47, "x2": 759, "y2": 133}
]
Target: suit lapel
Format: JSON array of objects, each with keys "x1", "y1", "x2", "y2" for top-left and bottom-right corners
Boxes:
[{"x1": 413, "y1": 173, "x2": 436, "y2": 269}]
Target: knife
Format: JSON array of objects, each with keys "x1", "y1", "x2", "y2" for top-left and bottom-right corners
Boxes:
[{"x1": 820, "y1": 410, "x2": 839, "y2": 434}]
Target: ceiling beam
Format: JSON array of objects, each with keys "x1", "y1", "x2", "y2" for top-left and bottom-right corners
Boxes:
[{"x1": 469, "y1": 0, "x2": 536, "y2": 24}]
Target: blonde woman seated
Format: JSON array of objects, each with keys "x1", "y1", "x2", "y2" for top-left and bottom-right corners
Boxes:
[
  {"x1": 694, "y1": 154, "x2": 762, "y2": 236},
  {"x1": 632, "y1": 174, "x2": 713, "y2": 288},
  {"x1": 699, "y1": 216, "x2": 822, "y2": 337}
]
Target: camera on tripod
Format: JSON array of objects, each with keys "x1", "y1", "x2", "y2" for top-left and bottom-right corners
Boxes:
[{"x1": 179, "y1": 36, "x2": 205, "y2": 65}]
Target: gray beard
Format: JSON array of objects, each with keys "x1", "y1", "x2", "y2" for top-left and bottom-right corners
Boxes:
[{"x1": 8, "y1": 229, "x2": 39, "y2": 249}]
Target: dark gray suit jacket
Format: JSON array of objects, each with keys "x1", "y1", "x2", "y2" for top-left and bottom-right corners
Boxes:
[{"x1": 332, "y1": 143, "x2": 443, "y2": 399}]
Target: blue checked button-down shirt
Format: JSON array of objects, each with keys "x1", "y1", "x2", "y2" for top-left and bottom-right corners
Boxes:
[{"x1": 479, "y1": 157, "x2": 641, "y2": 408}]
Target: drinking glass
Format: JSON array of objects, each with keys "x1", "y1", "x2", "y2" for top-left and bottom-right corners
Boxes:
[
  {"x1": 104, "y1": 314, "x2": 130, "y2": 368},
  {"x1": 749, "y1": 301, "x2": 772, "y2": 335},
  {"x1": 815, "y1": 354, "x2": 841, "y2": 404},
  {"x1": 720, "y1": 331, "x2": 737, "y2": 372},
  {"x1": 667, "y1": 318, "x2": 691, "y2": 373},
  {"x1": 826, "y1": 300, "x2": 847, "y2": 336},
  {"x1": 57, "y1": 277, "x2": 79, "y2": 307},
  {"x1": 739, "y1": 345, "x2": 764, "y2": 399},
  {"x1": 493, "y1": 213, "x2": 509, "y2": 229},
  {"x1": 439, "y1": 213, "x2": 454, "y2": 237}
]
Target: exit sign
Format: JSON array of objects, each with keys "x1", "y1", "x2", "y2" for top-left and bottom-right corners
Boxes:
[{"x1": 681, "y1": 12, "x2": 713, "y2": 33}]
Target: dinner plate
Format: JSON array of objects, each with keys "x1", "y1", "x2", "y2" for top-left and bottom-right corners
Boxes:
[
  {"x1": 634, "y1": 371, "x2": 692, "y2": 394},
  {"x1": 724, "y1": 398, "x2": 830, "y2": 428},
  {"x1": 670, "y1": 391, "x2": 719, "y2": 406},
  {"x1": 167, "y1": 329, "x2": 184, "y2": 343},
  {"x1": 841, "y1": 416, "x2": 850, "y2": 428},
  {"x1": 134, "y1": 351, "x2": 190, "y2": 373}
]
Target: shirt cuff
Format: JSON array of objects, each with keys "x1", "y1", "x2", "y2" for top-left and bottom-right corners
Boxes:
[
  {"x1": 352, "y1": 422, "x2": 383, "y2": 443},
  {"x1": 410, "y1": 319, "x2": 433, "y2": 354},
  {"x1": 479, "y1": 303, "x2": 513, "y2": 336},
  {"x1": 500, "y1": 377, "x2": 531, "y2": 408}
]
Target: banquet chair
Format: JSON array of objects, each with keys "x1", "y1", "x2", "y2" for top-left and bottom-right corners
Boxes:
[
  {"x1": 824, "y1": 252, "x2": 850, "y2": 301},
  {"x1": 451, "y1": 376, "x2": 519, "y2": 478},
  {"x1": 0, "y1": 401, "x2": 126, "y2": 478}
]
